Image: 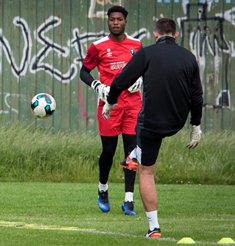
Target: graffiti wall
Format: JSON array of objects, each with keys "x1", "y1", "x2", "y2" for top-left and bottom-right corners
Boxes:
[{"x1": 0, "y1": 0, "x2": 234, "y2": 132}]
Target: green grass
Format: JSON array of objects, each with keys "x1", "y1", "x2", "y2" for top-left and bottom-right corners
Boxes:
[
  {"x1": 0, "y1": 124, "x2": 234, "y2": 184},
  {"x1": 0, "y1": 182, "x2": 234, "y2": 245}
]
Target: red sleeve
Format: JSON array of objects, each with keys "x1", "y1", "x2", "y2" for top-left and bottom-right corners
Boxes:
[{"x1": 82, "y1": 43, "x2": 99, "y2": 70}]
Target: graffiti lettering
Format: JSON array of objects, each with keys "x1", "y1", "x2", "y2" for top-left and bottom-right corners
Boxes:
[
  {"x1": 178, "y1": 2, "x2": 234, "y2": 108},
  {"x1": 0, "y1": 16, "x2": 149, "y2": 84},
  {"x1": 0, "y1": 92, "x2": 22, "y2": 114},
  {"x1": 30, "y1": 16, "x2": 77, "y2": 83},
  {"x1": 0, "y1": 17, "x2": 31, "y2": 78}
]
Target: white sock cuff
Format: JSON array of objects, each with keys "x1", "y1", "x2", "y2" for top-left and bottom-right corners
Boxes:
[
  {"x1": 124, "y1": 192, "x2": 134, "y2": 202},
  {"x1": 129, "y1": 148, "x2": 137, "y2": 159},
  {"x1": 98, "y1": 182, "x2": 108, "y2": 192},
  {"x1": 146, "y1": 210, "x2": 158, "y2": 217},
  {"x1": 146, "y1": 210, "x2": 160, "y2": 230}
]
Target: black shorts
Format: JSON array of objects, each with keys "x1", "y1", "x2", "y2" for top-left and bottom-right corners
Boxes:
[{"x1": 136, "y1": 127, "x2": 164, "y2": 166}]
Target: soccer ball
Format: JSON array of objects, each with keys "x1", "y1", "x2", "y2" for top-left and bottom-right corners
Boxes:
[{"x1": 31, "y1": 93, "x2": 56, "y2": 118}]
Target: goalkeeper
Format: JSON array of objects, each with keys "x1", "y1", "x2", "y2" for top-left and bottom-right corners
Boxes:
[
  {"x1": 102, "y1": 18, "x2": 203, "y2": 238},
  {"x1": 80, "y1": 5, "x2": 142, "y2": 215}
]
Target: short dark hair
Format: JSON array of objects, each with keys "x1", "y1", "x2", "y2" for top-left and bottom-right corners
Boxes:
[
  {"x1": 155, "y1": 18, "x2": 176, "y2": 35},
  {"x1": 107, "y1": 5, "x2": 128, "y2": 19}
]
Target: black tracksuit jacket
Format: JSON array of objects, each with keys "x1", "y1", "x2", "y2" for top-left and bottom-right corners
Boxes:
[{"x1": 107, "y1": 36, "x2": 203, "y2": 136}]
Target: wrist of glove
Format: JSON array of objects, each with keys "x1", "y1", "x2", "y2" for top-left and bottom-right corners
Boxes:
[
  {"x1": 187, "y1": 125, "x2": 202, "y2": 149},
  {"x1": 91, "y1": 80, "x2": 101, "y2": 93},
  {"x1": 91, "y1": 80, "x2": 110, "y2": 102},
  {"x1": 128, "y1": 77, "x2": 143, "y2": 93},
  {"x1": 102, "y1": 102, "x2": 116, "y2": 120}
]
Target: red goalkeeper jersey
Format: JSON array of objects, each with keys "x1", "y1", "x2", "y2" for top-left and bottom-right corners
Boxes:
[
  {"x1": 83, "y1": 34, "x2": 142, "y2": 86},
  {"x1": 82, "y1": 34, "x2": 142, "y2": 136},
  {"x1": 83, "y1": 34, "x2": 142, "y2": 105}
]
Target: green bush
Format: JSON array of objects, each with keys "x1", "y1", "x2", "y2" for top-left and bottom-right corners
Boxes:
[{"x1": 0, "y1": 124, "x2": 234, "y2": 184}]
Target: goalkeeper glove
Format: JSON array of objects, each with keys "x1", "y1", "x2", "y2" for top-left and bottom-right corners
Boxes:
[
  {"x1": 91, "y1": 80, "x2": 110, "y2": 102},
  {"x1": 187, "y1": 125, "x2": 202, "y2": 149},
  {"x1": 128, "y1": 77, "x2": 143, "y2": 93},
  {"x1": 102, "y1": 102, "x2": 116, "y2": 120}
]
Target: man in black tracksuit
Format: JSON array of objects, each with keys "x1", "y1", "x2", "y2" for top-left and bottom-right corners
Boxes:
[{"x1": 102, "y1": 18, "x2": 203, "y2": 238}]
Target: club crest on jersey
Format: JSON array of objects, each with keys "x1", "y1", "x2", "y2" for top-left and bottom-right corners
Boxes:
[
  {"x1": 106, "y1": 48, "x2": 112, "y2": 57},
  {"x1": 130, "y1": 48, "x2": 135, "y2": 56}
]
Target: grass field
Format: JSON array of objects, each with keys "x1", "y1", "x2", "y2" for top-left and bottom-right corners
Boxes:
[
  {"x1": 0, "y1": 124, "x2": 234, "y2": 184},
  {"x1": 0, "y1": 182, "x2": 234, "y2": 245},
  {"x1": 0, "y1": 125, "x2": 234, "y2": 245}
]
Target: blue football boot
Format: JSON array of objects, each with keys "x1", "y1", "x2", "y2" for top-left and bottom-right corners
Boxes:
[
  {"x1": 98, "y1": 190, "x2": 110, "y2": 212},
  {"x1": 121, "y1": 201, "x2": 136, "y2": 216}
]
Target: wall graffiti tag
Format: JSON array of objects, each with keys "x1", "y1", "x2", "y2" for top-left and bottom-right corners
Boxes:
[
  {"x1": 0, "y1": 17, "x2": 31, "y2": 78},
  {"x1": 0, "y1": 16, "x2": 149, "y2": 84},
  {"x1": 0, "y1": 15, "x2": 149, "y2": 117},
  {"x1": 179, "y1": 2, "x2": 235, "y2": 109},
  {"x1": 0, "y1": 0, "x2": 234, "y2": 130}
]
